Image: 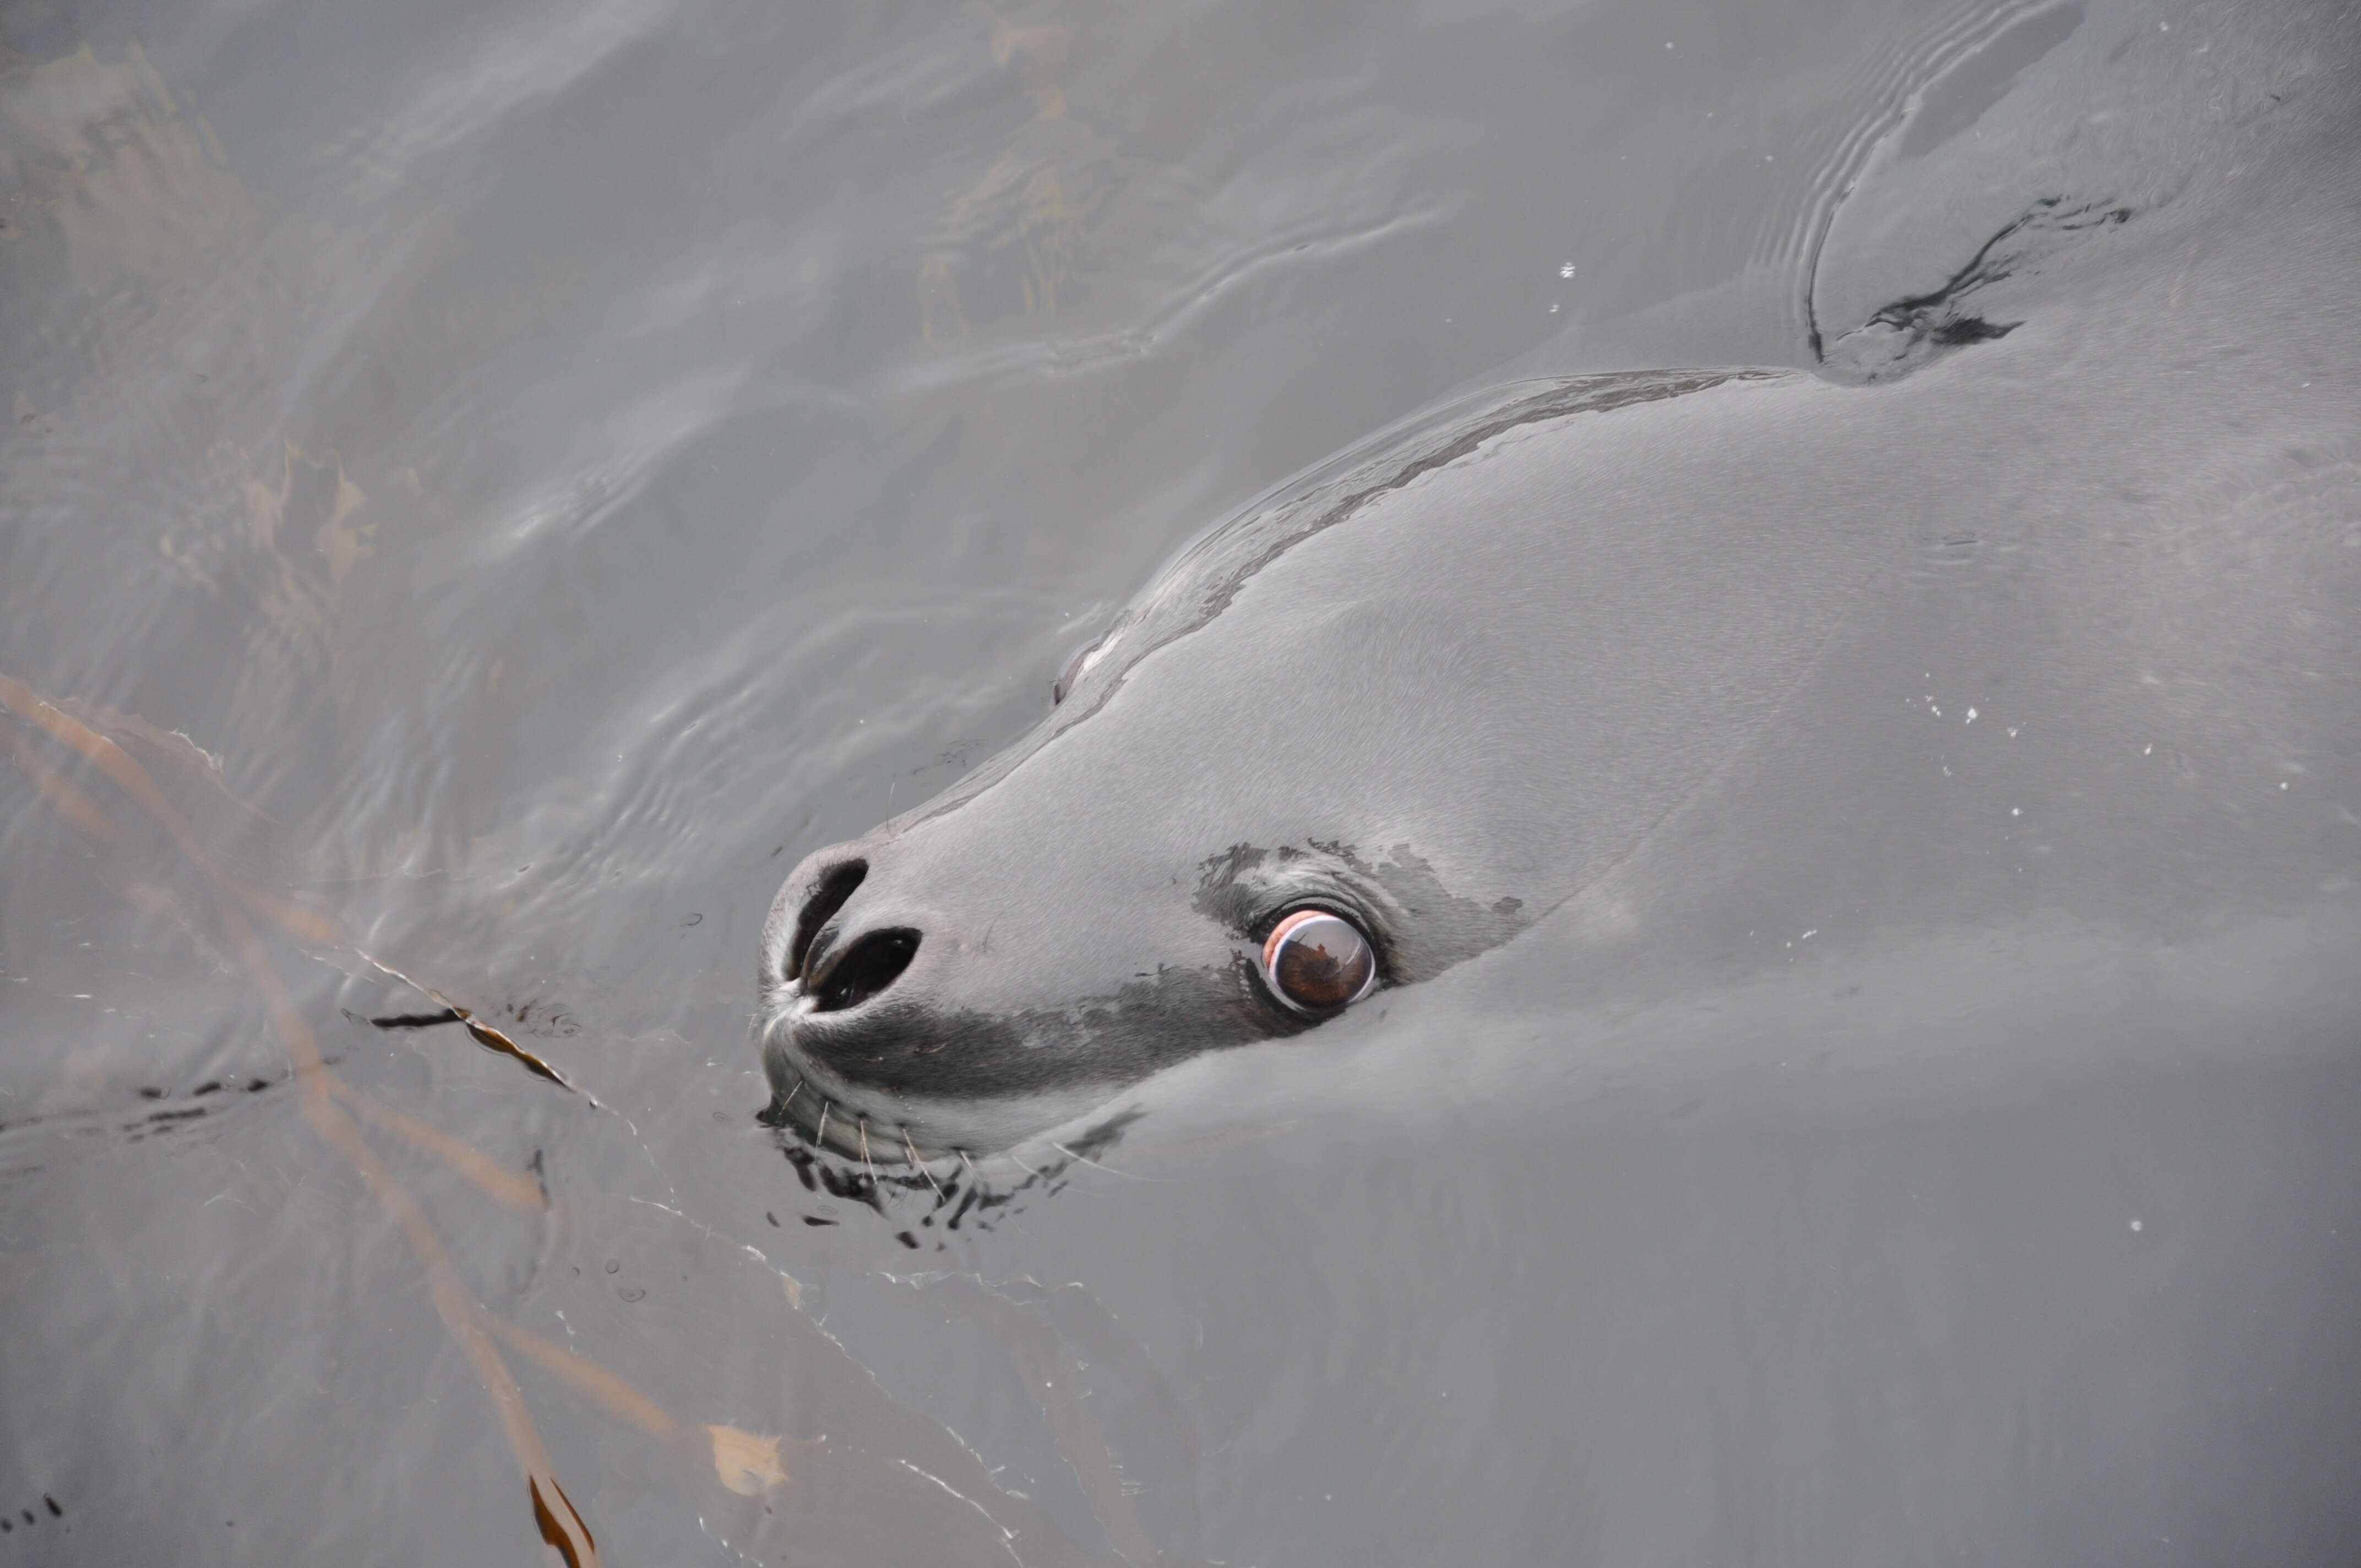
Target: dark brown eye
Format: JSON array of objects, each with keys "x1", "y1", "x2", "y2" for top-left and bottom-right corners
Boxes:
[{"x1": 1259, "y1": 909, "x2": 1379, "y2": 1015}]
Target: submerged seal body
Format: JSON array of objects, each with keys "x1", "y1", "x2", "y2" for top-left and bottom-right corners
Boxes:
[{"x1": 760, "y1": 2, "x2": 2361, "y2": 1161}]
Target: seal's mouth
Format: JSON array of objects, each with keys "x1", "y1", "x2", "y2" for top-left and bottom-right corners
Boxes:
[
  {"x1": 757, "y1": 981, "x2": 1127, "y2": 1165},
  {"x1": 757, "y1": 986, "x2": 930, "y2": 1163}
]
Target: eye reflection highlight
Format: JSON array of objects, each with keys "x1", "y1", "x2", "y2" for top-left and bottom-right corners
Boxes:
[{"x1": 1259, "y1": 910, "x2": 1379, "y2": 1015}]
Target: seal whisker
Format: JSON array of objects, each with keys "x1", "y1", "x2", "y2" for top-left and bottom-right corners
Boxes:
[
  {"x1": 858, "y1": 1117, "x2": 877, "y2": 1183},
  {"x1": 778, "y1": 1079, "x2": 803, "y2": 1110},
  {"x1": 815, "y1": 1100, "x2": 831, "y2": 1148},
  {"x1": 1008, "y1": 1149, "x2": 1042, "y2": 1179},
  {"x1": 1049, "y1": 1140, "x2": 1167, "y2": 1183},
  {"x1": 905, "y1": 1128, "x2": 943, "y2": 1196}
]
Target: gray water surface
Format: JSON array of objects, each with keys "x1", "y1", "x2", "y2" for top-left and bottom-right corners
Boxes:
[{"x1": 3, "y1": 0, "x2": 2358, "y2": 1562}]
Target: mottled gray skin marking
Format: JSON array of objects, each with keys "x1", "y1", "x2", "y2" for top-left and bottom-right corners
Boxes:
[
  {"x1": 761, "y1": 1, "x2": 2361, "y2": 1161},
  {"x1": 1192, "y1": 843, "x2": 1528, "y2": 987},
  {"x1": 1820, "y1": 194, "x2": 2132, "y2": 380}
]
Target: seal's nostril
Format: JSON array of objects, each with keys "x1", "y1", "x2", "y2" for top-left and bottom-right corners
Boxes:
[
  {"x1": 810, "y1": 928, "x2": 921, "y2": 1012},
  {"x1": 788, "y1": 859, "x2": 867, "y2": 983}
]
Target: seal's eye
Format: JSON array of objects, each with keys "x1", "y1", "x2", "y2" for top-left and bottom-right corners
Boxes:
[{"x1": 1259, "y1": 908, "x2": 1379, "y2": 1016}]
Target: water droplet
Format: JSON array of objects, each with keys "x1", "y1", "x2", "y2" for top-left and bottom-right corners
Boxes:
[
  {"x1": 1965, "y1": 707, "x2": 1978, "y2": 723},
  {"x1": 1558, "y1": 263, "x2": 1577, "y2": 279}
]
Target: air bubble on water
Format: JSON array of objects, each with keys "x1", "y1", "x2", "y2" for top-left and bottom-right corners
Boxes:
[
  {"x1": 1965, "y1": 707, "x2": 1977, "y2": 723},
  {"x1": 2130, "y1": 1219, "x2": 2144, "y2": 1231},
  {"x1": 2011, "y1": 807, "x2": 2022, "y2": 816},
  {"x1": 2007, "y1": 727, "x2": 2019, "y2": 738},
  {"x1": 2144, "y1": 744, "x2": 2153, "y2": 754},
  {"x1": 1559, "y1": 263, "x2": 1576, "y2": 279}
]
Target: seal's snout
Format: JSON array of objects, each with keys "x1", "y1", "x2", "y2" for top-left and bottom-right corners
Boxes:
[
  {"x1": 803, "y1": 924, "x2": 921, "y2": 1011},
  {"x1": 772, "y1": 852, "x2": 925, "y2": 1013},
  {"x1": 776, "y1": 856, "x2": 868, "y2": 989},
  {"x1": 760, "y1": 829, "x2": 1196, "y2": 1161},
  {"x1": 768, "y1": 850, "x2": 926, "y2": 1028}
]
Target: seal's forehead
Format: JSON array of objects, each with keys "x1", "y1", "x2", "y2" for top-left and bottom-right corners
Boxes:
[
  {"x1": 1039, "y1": 372, "x2": 1786, "y2": 710},
  {"x1": 898, "y1": 374, "x2": 1793, "y2": 836},
  {"x1": 896, "y1": 371, "x2": 1893, "y2": 909}
]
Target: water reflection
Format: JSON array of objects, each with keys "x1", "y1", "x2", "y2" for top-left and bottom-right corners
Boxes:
[
  {"x1": 0, "y1": 670, "x2": 1186, "y2": 1563},
  {"x1": 6, "y1": 0, "x2": 2359, "y2": 1561}
]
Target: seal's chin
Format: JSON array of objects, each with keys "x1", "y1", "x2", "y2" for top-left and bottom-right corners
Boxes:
[{"x1": 755, "y1": 990, "x2": 1119, "y2": 1163}]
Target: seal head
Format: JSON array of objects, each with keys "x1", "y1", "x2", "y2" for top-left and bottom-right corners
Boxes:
[{"x1": 756, "y1": 369, "x2": 1885, "y2": 1158}]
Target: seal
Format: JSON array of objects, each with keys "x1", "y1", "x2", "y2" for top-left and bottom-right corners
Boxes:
[{"x1": 759, "y1": 3, "x2": 2361, "y2": 1162}]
